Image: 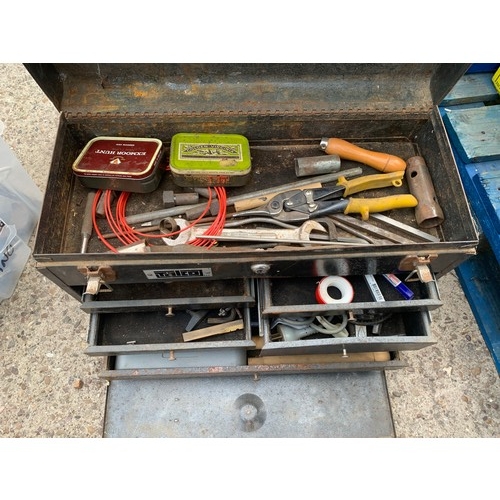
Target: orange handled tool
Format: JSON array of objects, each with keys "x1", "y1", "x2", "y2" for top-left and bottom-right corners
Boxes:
[{"x1": 320, "y1": 137, "x2": 407, "y2": 173}]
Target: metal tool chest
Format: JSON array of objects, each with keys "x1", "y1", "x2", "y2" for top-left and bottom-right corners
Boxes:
[{"x1": 24, "y1": 64, "x2": 478, "y2": 435}]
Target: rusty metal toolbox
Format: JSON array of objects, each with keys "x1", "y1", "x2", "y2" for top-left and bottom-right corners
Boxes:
[{"x1": 25, "y1": 64, "x2": 477, "y2": 377}]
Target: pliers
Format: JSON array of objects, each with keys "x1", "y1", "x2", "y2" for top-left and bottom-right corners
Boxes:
[{"x1": 233, "y1": 171, "x2": 417, "y2": 222}]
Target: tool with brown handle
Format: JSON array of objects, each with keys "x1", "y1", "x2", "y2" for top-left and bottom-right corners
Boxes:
[{"x1": 320, "y1": 137, "x2": 407, "y2": 173}]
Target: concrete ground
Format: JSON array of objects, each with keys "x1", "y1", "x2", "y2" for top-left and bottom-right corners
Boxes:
[{"x1": 0, "y1": 63, "x2": 499, "y2": 438}]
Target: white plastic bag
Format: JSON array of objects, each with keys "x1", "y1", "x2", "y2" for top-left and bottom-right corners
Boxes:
[
  {"x1": 0, "y1": 129, "x2": 43, "y2": 302},
  {"x1": 0, "y1": 219, "x2": 32, "y2": 302}
]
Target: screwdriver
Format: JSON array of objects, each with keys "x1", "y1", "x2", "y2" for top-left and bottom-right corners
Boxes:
[
  {"x1": 320, "y1": 137, "x2": 407, "y2": 173},
  {"x1": 80, "y1": 191, "x2": 95, "y2": 253}
]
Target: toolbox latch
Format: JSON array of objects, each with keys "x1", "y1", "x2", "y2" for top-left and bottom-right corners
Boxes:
[
  {"x1": 78, "y1": 265, "x2": 116, "y2": 296},
  {"x1": 398, "y1": 255, "x2": 438, "y2": 283}
]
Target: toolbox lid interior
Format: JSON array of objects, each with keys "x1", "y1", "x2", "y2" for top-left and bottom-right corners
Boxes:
[{"x1": 24, "y1": 63, "x2": 470, "y2": 116}]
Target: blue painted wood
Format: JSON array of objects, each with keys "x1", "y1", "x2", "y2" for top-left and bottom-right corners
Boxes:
[
  {"x1": 442, "y1": 105, "x2": 500, "y2": 163},
  {"x1": 440, "y1": 95, "x2": 500, "y2": 374},
  {"x1": 441, "y1": 72, "x2": 499, "y2": 106},
  {"x1": 458, "y1": 160, "x2": 500, "y2": 261},
  {"x1": 456, "y1": 242, "x2": 500, "y2": 375},
  {"x1": 466, "y1": 64, "x2": 499, "y2": 74},
  {"x1": 473, "y1": 166, "x2": 500, "y2": 235}
]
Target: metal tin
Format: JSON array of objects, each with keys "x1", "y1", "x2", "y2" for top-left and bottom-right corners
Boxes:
[
  {"x1": 72, "y1": 136, "x2": 163, "y2": 193},
  {"x1": 169, "y1": 133, "x2": 251, "y2": 187}
]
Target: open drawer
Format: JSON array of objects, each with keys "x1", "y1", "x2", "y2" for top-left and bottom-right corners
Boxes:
[
  {"x1": 85, "y1": 278, "x2": 256, "y2": 356},
  {"x1": 256, "y1": 274, "x2": 438, "y2": 356},
  {"x1": 87, "y1": 276, "x2": 436, "y2": 379}
]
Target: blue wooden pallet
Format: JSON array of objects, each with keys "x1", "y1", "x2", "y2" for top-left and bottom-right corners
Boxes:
[
  {"x1": 473, "y1": 167, "x2": 500, "y2": 236},
  {"x1": 442, "y1": 105, "x2": 500, "y2": 163},
  {"x1": 440, "y1": 71, "x2": 499, "y2": 106},
  {"x1": 455, "y1": 241, "x2": 500, "y2": 373},
  {"x1": 440, "y1": 66, "x2": 500, "y2": 373}
]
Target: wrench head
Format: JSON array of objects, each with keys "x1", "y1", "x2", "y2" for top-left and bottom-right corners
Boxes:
[
  {"x1": 297, "y1": 220, "x2": 328, "y2": 240},
  {"x1": 161, "y1": 218, "x2": 192, "y2": 246}
]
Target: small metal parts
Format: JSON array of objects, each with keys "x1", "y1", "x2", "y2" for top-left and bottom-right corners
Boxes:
[
  {"x1": 162, "y1": 190, "x2": 199, "y2": 208},
  {"x1": 295, "y1": 155, "x2": 341, "y2": 177},
  {"x1": 180, "y1": 307, "x2": 243, "y2": 342}
]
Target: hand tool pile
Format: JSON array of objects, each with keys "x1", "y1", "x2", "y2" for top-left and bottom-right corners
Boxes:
[
  {"x1": 77, "y1": 136, "x2": 444, "y2": 254},
  {"x1": 270, "y1": 309, "x2": 395, "y2": 342}
]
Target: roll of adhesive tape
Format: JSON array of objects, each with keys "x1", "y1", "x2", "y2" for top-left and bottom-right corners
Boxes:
[{"x1": 315, "y1": 276, "x2": 354, "y2": 304}]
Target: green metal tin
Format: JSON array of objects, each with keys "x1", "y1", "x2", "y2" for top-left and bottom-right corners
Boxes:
[{"x1": 169, "y1": 133, "x2": 251, "y2": 187}]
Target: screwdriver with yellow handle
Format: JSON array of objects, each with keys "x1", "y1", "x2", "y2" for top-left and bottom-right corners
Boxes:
[{"x1": 320, "y1": 137, "x2": 407, "y2": 173}]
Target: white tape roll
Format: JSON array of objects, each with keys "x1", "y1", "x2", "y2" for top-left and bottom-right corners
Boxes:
[{"x1": 315, "y1": 276, "x2": 354, "y2": 304}]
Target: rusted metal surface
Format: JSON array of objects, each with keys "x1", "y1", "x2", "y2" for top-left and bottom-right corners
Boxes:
[{"x1": 99, "y1": 358, "x2": 406, "y2": 380}]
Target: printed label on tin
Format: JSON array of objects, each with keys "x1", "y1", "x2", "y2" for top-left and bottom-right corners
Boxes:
[
  {"x1": 143, "y1": 268, "x2": 213, "y2": 279},
  {"x1": 178, "y1": 142, "x2": 243, "y2": 162},
  {"x1": 73, "y1": 137, "x2": 162, "y2": 178}
]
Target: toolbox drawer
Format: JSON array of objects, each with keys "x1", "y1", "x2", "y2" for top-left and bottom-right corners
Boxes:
[
  {"x1": 88, "y1": 274, "x2": 433, "y2": 378},
  {"x1": 85, "y1": 304, "x2": 255, "y2": 357},
  {"x1": 33, "y1": 127, "x2": 477, "y2": 287},
  {"x1": 256, "y1": 275, "x2": 437, "y2": 356},
  {"x1": 85, "y1": 277, "x2": 255, "y2": 355}
]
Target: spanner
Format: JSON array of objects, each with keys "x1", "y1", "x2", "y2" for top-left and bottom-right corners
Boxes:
[{"x1": 162, "y1": 219, "x2": 329, "y2": 246}]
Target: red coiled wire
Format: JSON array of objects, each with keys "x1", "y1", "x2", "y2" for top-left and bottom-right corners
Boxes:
[{"x1": 91, "y1": 187, "x2": 225, "y2": 253}]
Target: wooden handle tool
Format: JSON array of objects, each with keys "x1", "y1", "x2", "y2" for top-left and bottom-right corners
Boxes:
[{"x1": 320, "y1": 137, "x2": 407, "y2": 173}]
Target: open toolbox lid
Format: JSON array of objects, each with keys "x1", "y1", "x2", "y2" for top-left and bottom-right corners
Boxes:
[{"x1": 24, "y1": 63, "x2": 470, "y2": 117}]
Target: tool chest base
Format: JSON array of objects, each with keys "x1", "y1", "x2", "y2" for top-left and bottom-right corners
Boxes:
[{"x1": 103, "y1": 370, "x2": 395, "y2": 438}]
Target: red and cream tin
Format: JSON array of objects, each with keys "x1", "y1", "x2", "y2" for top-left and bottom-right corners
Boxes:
[{"x1": 72, "y1": 136, "x2": 164, "y2": 193}]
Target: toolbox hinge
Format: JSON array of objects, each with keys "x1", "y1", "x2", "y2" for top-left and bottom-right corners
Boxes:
[
  {"x1": 78, "y1": 265, "x2": 116, "y2": 296},
  {"x1": 398, "y1": 254, "x2": 438, "y2": 283}
]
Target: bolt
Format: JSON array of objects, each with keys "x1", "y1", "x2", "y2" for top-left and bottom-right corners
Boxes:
[{"x1": 240, "y1": 403, "x2": 258, "y2": 422}]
